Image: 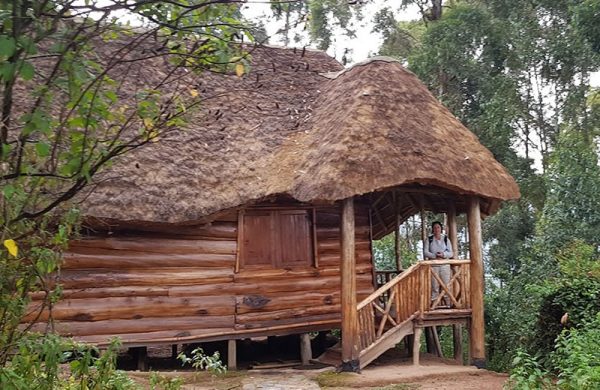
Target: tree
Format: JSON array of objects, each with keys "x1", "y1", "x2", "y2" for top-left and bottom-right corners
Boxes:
[
  {"x1": 0, "y1": 0, "x2": 251, "y2": 368},
  {"x1": 536, "y1": 128, "x2": 600, "y2": 254}
]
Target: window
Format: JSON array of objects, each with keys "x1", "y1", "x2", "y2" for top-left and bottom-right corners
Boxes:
[{"x1": 238, "y1": 209, "x2": 315, "y2": 270}]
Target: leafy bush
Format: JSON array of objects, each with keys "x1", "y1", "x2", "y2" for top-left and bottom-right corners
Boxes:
[
  {"x1": 533, "y1": 241, "x2": 600, "y2": 357},
  {"x1": 506, "y1": 349, "x2": 552, "y2": 389},
  {"x1": 0, "y1": 335, "x2": 138, "y2": 390},
  {"x1": 178, "y1": 347, "x2": 226, "y2": 374},
  {"x1": 552, "y1": 313, "x2": 600, "y2": 389},
  {"x1": 149, "y1": 372, "x2": 183, "y2": 390}
]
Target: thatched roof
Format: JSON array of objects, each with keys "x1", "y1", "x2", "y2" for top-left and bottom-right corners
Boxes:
[{"x1": 82, "y1": 48, "x2": 519, "y2": 225}]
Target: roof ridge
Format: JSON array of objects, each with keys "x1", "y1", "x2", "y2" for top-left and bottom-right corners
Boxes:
[{"x1": 320, "y1": 56, "x2": 405, "y2": 79}]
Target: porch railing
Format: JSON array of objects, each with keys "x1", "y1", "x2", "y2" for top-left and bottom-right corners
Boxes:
[{"x1": 357, "y1": 259, "x2": 471, "y2": 352}]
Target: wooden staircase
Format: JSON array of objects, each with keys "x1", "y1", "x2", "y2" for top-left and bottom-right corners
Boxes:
[{"x1": 316, "y1": 259, "x2": 472, "y2": 370}]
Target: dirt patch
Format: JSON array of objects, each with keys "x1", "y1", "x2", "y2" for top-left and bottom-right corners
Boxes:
[{"x1": 127, "y1": 352, "x2": 508, "y2": 390}]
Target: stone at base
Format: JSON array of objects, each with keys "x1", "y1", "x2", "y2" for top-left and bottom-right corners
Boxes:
[
  {"x1": 340, "y1": 359, "x2": 360, "y2": 373},
  {"x1": 472, "y1": 358, "x2": 486, "y2": 369}
]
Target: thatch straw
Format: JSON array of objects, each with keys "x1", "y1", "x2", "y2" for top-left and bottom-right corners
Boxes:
[{"x1": 81, "y1": 48, "x2": 519, "y2": 224}]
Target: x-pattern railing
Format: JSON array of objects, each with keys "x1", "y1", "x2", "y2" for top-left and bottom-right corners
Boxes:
[{"x1": 357, "y1": 260, "x2": 471, "y2": 352}]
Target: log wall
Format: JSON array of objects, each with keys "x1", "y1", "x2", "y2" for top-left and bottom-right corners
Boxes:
[{"x1": 30, "y1": 204, "x2": 374, "y2": 346}]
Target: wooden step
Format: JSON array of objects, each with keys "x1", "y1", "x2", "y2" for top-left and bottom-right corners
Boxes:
[
  {"x1": 312, "y1": 341, "x2": 341, "y2": 368},
  {"x1": 359, "y1": 315, "x2": 415, "y2": 369}
]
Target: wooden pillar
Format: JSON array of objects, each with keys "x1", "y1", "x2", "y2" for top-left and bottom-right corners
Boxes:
[
  {"x1": 447, "y1": 201, "x2": 458, "y2": 258},
  {"x1": 341, "y1": 198, "x2": 359, "y2": 372},
  {"x1": 300, "y1": 333, "x2": 312, "y2": 365},
  {"x1": 448, "y1": 200, "x2": 463, "y2": 363},
  {"x1": 467, "y1": 197, "x2": 486, "y2": 368},
  {"x1": 130, "y1": 346, "x2": 148, "y2": 371},
  {"x1": 420, "y1": 207, "x2": 427, "y2": 259},
  {"x1": 394, "y1": 193, "x2": 403, "y2": 271},
  {"x1": 453, "y1": 324, "x2": 463, "y2": 364},
  {"x1": 228, "y1": 339, "x2": 237, "y2": 370},
  {"x1": 413, "y1": 326, "x2": 422, "y2": 365}
]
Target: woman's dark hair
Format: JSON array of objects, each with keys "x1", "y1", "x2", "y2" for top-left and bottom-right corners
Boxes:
[{"x1": 431, "y1": 221, "x2": 443, "y2": 230}]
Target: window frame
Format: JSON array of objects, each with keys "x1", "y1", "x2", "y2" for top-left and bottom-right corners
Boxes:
[{"x1": 236, "y1": 207, "x2": 318, "y2": 272}]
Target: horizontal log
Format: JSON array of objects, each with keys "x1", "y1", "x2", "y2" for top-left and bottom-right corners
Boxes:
[
  {"x1": 58, "y1": 268, "x2": 234, "y2": 289},
  {"x1": 34, "y1": 270, "x2": 373, "y2": 302},
  {"x1": 169, "y1": 274, "x2": 373, "y2": 297},
  {"x1": 316, "y1": 226, "x2": 370, "y2": 239},
  {"x1": 236, "y1": 292, "x2": 340, "y2": 314},
  {"x1": 25, "y1": 295, "x2": 234, "y2": 322},
  {"x1": 233, "y1": 263, "x2": 372, "y2": 282},
  {"x1": 70, "y1": 237, "x2": 236, "y2": 255},
  {"x1": 71, "y1": 318, "x2": 339, "y2": 347},
  {"x1": 135, "y1": 222, "x2": 238, "y2": 239},
  {"x1": 315, "y1": 207, "x2": 369, "y2": 223},
  {"x1": 317, "y1": 239, "x2": 370, "y2": 253},
  {"x1": 31, "y1": 286, "x2": 170, "y2": 301},
  {"x1": 61, "y1": 252, "x2": 235, "y2": 270},
  {"x1": 235, "y1": 313, "x2": 340, "y2": 330},
  {"x1": 318, "y1": 251, "x2": 372, "y2": 265},
  {"x1": 70, "y1": 327, "x2": 234, "y2": 346},
  {"x1": 29, "y1": 315, "x2": 234, "y2": 337},
  {"x1": 236, "y1": 305, "x2": 342, "y2": 324}
]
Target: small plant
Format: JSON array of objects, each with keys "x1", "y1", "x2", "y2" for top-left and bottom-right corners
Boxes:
[
  {"x1": 506, "y1": 349, "x2": 552, "y2": 389},
  {"x1": 552, "y1": 314, "x2": 600, "y2": 390},
  {"x1": 178, "y1": 347, "x2": 226, "y2": 374},
  {"x1": 149, "y1": 372, "x2": 183, "y2": 390}
]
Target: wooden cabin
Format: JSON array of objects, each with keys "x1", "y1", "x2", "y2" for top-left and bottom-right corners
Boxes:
[{"x1": 28, "y1": 45, "x2": 519, "y2": 371}]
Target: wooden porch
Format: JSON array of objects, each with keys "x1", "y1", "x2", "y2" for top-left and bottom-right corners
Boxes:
[{"x1": 335, "y1": 196, "x2": 486, "y2": 371}]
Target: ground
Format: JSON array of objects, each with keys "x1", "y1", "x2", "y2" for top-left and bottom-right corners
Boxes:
[{"x1": 126, "y1": 348, "x2": 508, "y2": 389}]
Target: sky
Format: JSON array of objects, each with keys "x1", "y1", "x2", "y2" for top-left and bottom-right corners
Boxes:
[
  {"x1": 241, "y1": 2, "x2": 599, "y2": 87},
  {"x1": 241, "y1": 0, "x2": 420, "y2": 65}
]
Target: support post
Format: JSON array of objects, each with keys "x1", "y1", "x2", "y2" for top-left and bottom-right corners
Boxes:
[
  {"x1": 467, "y1": 197, "x2": 486, "y2": 368},
  {"x1": 447, "y1": 201, "x2": 458, "y2": 258},
  {"x1": 228, "y1": 339, "x2": 237, "y2": 370},
  {"x1": 453, "y1": 324, "x2": 463, "y2": 364},
  {"x1": 341, "y1": 198, "x2": 359, "y2": 372},
  {"x1": 413, "y1": 326, "x2": 422, "y2": 366},
  {"x1": 420, "y1": 206, "x2": 427, "y2": 259},
  {"x1": 394, "y1": 192, "x2": 403, "y2": 271},
  {"x1": 130, "y1": 346, "x2": 148, "y2": 371},
  {"x1": 300, "y1": 333, "x2": 312, "y2": 365},
  {"x1": 448, "y1": 200, "x2": 462, "y2": 363}
]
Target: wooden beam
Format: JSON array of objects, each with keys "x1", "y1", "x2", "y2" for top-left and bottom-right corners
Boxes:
[
  {"x1": 394, "y1": 191, "x2": 402, "y2": 271},
  {"x1": 413, "y1": 326, "x2": 422, "y2": 366},
  {"x1": 341, "y1": 198, "x2": 359, "y2": 372},
  {"x1": 453, "y1": 324, "x2": 463, "y2": 364},
  {"x1": 447, "y1": 201, "x2": 458, "y2": 259},
  {"x1": 447, "y1": 200, "x2": 463, "y2": 364},
  {"x1": 467, "y1": 197, "x2": 485, "y2": 368},
  {"x1": 420, "y1": 205, "x2": 427, "y2": 260},
  {"x1": 300, "y1": 333, "x2": 312, "y2": 365},
  {"x1": 228, "y1": 339, "x2": 237, "y2": 370}
]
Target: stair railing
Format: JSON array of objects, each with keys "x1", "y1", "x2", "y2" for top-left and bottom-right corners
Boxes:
[{"x1": 356, "y1": 259, "x2": 471, "y2": 352}]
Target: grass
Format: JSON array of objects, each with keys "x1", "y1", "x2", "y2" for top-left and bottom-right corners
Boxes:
[{"x1": 315, "y1": 371, "x2": 416, "y2": 389}]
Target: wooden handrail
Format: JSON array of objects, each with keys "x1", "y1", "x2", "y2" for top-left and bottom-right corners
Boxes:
[
  {"x1": 359, "y1": 259, "x2": 471, "y2": 310},
  {"x1": 359, "y1": 262, "x2": 420, "y2": 310},
  {"x1": 355, "y1": 259, "x2": 472, "y2": 360}
]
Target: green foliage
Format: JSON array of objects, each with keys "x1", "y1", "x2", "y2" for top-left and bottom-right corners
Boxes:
[
  {"x1": 0, "y1": 0, "x2": 250, "y2": 385},
  {"x1": 552, "y1": 313, "x2": 600, "y2": 389},
  {"x1": 506, "y1": 349, "x2": 552, "y2": 389},
  {"x1": 507, "y1": 313, "x2": 600, "y2": 389},
  {"x1": 0, "y1": 336, "x2": 139, "y2": 390},
  {"x1": 178, "y1": 347, "x2": 226, "y2": 374},
  {"x1": 536, "y1": 130, "x2": 600, "y2": 253},
  {"x1": 149, "y1": 372, "x2": 183, "y2": 390},
  {"x1": 372, "y1": 232, "x2": 418, "y2": 271},
  {"x1": 534, "y1": 241, "x2": 600, "y2": 356}
]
